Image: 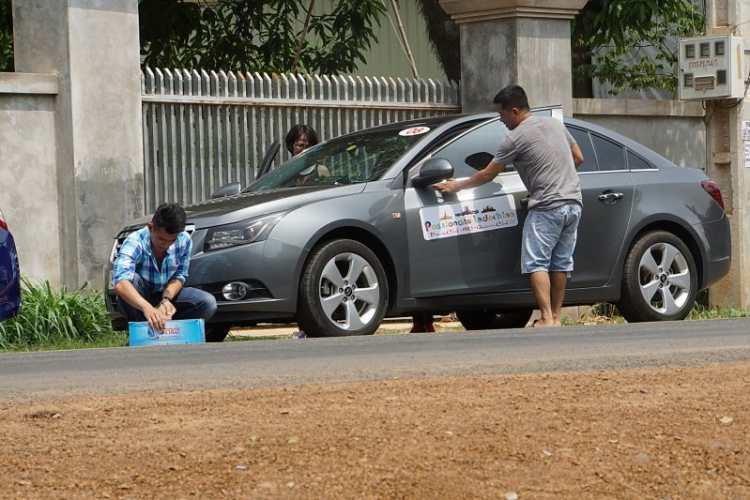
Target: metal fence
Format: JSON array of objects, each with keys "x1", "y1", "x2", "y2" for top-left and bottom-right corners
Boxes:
[{"x1": 141, "y1": 68, "x2": 461, "y2": 211}]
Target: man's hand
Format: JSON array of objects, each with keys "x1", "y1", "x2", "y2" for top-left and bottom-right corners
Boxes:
[
  {"x1": 144, "y1": 305, "x2": 169, "y2": 332},
  {"x1": 433, "y1": 178, "x2": 461, "y2": 194},
  {"x1": 159, "y1": 299, "x2": 176, "y2": 319}
]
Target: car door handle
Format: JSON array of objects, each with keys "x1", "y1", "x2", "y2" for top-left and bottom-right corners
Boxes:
[{"x1": 598, "y1": 192, "x2": 624, "y2": 201}]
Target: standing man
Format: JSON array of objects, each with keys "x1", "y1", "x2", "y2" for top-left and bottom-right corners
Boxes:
[
  {"x1": 113, "y1": 203, "x2": 217, "y2": 332},
  {"x1": 434, "y1": 85, "x2": 584, "y2": 328}
]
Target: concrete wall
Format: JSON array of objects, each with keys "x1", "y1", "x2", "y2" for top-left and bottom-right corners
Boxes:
[
  {"x1": 459, "y1": 17, "x2": 574, "y2": 114},
  {"x1": 0, "y1": 73, "x2": 61, "y2": 285},
  {"x1": 9, "y1": 0, "x2": 144, "y2": 290},
  {"x1": 573, "y1": 98, "x2": 707, "y2": 171}
]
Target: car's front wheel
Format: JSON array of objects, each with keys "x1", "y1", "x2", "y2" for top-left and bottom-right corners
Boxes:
[
  {"x1": 297, "y1": 239, "x2": 388, "y2": 337},
  {"x1": 456, "y1": 308, "x2": 534, "y2": 330},
  {"x1": 617, "y1": 230, "x2": 697, "y2": 322}
]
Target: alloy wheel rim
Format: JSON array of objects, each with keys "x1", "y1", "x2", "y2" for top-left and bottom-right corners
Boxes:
[
  {"x1": 318, "y1": 252, "x2": 380, "y2": 330},
  {"x1": 637, "y1": 242, "x2": 691, "y2": 315}
]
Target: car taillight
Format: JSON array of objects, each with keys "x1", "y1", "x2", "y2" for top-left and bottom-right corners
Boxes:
[
  {"x1": 0, "y1": 209, "x2": 8, "y2": 231},
  {"x1": 701, "y1": 180, "x2": 725, "y2": 211}
]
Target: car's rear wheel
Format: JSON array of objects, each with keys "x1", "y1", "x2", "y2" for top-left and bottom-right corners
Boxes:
[
  {"x1": 205, "y1": 323, "x2": 231, "y2": 342},
  {"x1": 617, "y1": 231, "x2": 697, "y2": 322},
  {"x1": 456, "y1": 308, "x2": 534, "y2": 330},
  {"x1": 297, "y1": 239, "x2": 388, "y2": 337}
]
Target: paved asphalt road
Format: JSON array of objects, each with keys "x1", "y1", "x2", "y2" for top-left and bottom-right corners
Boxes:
[{"x1": 1, "y1": 319, "x2": 749, "y2": 402}]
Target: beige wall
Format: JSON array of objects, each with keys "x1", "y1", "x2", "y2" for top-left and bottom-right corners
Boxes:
[
  {"x1": 0, "y1": 73, "x2": 61, "y2": 285},
  {"x1": 10, "y1": 0, "x2": 144, "y2": 290},
  {"x1": 573, "y1": 98, "x2": 706, "y2": 171}
]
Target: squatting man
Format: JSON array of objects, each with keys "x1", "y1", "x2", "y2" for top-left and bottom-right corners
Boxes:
[{"x1": 113, "y1": 203, "x2": 217, "y2": 332}]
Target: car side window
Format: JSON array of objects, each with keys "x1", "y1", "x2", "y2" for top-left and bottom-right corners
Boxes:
[
  {"x1": 627, "y1": 150, "x2": 653, "y2": 170},
  {"x1": 566, "y1": 126, "x2": 598, "y2": 173},
  {"x1": 430, "y1": 119, "x2": 511, "y2": 179},
  {"x1": 591, "y1": 134, "x2": 626, "y2": 171}
]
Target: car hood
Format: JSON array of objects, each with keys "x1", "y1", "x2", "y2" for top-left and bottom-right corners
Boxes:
[{"x1": 132, "y1": 184, "x2": 367, "y2": 230}]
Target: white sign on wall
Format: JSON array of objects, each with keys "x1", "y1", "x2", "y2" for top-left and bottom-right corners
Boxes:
[{"x1": 742, "y1": 121, "x2": 750, "y2": 141}]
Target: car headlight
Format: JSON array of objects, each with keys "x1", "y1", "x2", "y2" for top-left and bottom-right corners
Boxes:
[{"x1": 204, "y1": 212, "x2": 287, "y2": 252}]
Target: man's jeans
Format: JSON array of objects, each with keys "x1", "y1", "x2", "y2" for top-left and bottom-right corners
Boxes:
[{"x1": 117, "y1": 274, "x2": 217, "y2": 323}]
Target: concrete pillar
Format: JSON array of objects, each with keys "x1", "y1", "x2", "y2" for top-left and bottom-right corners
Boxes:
[
  {"x1": 704, "y1": 0, "x2": 750, "y2": 309},
  {"x1": 12, "y1": 0, "x2": 144, "y2": 288},
  {"x1": 439, "y1": 0, "x2": 588, "y2": 114}
]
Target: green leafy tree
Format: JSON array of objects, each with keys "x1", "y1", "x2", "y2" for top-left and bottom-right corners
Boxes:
[
  {"x1": 572, "y1": 0, "x2": 704, "y2": 95},
  {"x1": 0, "y1": 0, "x2": 13, "y2": 72},
  {"x1": 415, "y1": 0, "x2": 460, "y2": 82},
  {"x1": 139, "y1": 0, "x2": 386, "y2": 74}
]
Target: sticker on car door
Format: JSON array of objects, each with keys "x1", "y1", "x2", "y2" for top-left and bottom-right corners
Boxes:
[{"x1": 419, "y1": 195, "x2": 518, "y2": 240}]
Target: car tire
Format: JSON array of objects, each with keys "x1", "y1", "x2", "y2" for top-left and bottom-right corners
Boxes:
[
  {"x1": 297, "y1": 239, "x2": 388, "y2": 337},
  {"x1": 205, "y1": 323, "x2": 231, "y2": 342},
  {"x1": 456, "y1": 308, "x2": 534, "y2": 330},
  {"x1": 617, "y1": 230, "x2": 697, "y2": 323}
]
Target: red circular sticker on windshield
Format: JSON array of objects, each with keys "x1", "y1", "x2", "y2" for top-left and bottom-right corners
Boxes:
[{"x1": 399, "y1": 126, "x2": 430, "y2": 137}]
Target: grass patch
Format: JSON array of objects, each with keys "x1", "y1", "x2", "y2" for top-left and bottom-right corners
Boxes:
[
  {"x1": 225, "y1": 333, "x2": 290, "y2": 342},
  {"x1": 573, "y1": 295, "x2": 750, "y2": 325},
  {"x1": 0, "y1": 279, "x2": 123, "y2": 352},
  {"x1": 687, "y1": 305, "x2": 750, "y2": 320}
]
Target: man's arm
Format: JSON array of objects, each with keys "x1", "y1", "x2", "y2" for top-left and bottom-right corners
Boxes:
[
  {"x1": 433, "y1": 160, "x2": 507, "y2": 195},
  {"x1": 114, "y1": 279, "x2": 170, "y2": 332},
  {"x1": 571, "y1": 144, "x2": 584, "y2": 168},
  {"x1": 113, "y1": 237, "x2": 170, "y2": 331},
  {"x1": 158, "y1": 234, "x2": 191, "y2": 318},
  {"x1": 158, "y1": 279, "x2": 184, "y2": 318}
]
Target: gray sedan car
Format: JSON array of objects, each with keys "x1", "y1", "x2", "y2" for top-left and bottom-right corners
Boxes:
[{"x1": 105, "y1": 108, "x2": 731, "y2": 340}]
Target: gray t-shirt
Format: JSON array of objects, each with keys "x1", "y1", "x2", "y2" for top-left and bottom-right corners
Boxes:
[{"x1": 493, "y1": 115, "x2": 582, "y2": 210}]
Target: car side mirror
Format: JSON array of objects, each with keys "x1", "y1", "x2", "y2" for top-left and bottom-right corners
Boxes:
[
  {"x1": 412, "y1": 158, "x2": 454, "y2": 188},
  {"x1": 211, "y1": 182, "x2": 242, "y2": 199}
]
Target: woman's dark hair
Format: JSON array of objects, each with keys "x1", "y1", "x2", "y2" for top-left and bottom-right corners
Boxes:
[
  {"x1": 285, "y1": 124, "x2": 319, "y2": 153},
  {"x1": 152, "y1": 203, "x2": 187, "y2": 234},
  {"x1": 493, "y1": 85, "x2": 530, "y2": 112}
]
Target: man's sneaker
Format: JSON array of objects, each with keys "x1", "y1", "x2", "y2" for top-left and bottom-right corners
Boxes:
[{"x1": 292, "y1": 331, "x2": 308, "y2": 339}]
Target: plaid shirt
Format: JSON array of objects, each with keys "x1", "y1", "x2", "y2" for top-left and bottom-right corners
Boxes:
[{"x1": 113, "y1": 226, "x2": 192, "y2": 292}]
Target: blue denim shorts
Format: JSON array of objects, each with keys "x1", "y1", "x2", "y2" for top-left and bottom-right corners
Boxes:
[{"x1": 521, "y1": 202, "x2": 582, "y2": 274}]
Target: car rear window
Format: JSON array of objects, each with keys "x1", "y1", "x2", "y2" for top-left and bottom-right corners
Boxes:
[
  {"x1": 591, "y1": 134, "x2": 626, "y2": 171},
  {"x1": 566, "y1": 127, "x2": 598, "y2": 172},
  {"x1": 627, "y1": 150, "x2": 654, "y2": 170}
]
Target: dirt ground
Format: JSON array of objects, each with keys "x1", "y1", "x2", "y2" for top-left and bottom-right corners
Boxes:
[{"x1": 1, "y1": 359, "x2": 749, "y2": 499}]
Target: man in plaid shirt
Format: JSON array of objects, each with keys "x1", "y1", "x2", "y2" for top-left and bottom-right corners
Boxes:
[{"x1": 113, "y1": 203, "x2": 216, "y2": 333}]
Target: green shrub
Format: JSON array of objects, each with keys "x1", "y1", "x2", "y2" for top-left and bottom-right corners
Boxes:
[{"x1": 0, "y1": 279, "x2": 114, "y2": 349}]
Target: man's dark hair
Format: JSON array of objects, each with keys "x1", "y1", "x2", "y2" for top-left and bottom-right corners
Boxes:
[
  {"x1": 285, "y1": 124, "x2": 319, "y2": 154},
  {"x1": 152, "y1": 203, "x2": 187, "y2": 234},
  {"x1": 493, "y1": 85, "x2": 530, "y2": 111}
]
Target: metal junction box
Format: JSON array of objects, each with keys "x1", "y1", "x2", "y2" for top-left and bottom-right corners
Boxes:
[{"x1": 678, "y1": 35, "x2": 745, "y2": 100}]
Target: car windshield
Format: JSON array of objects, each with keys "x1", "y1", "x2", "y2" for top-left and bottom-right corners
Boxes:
[{"x1": 247, "y1": 125, "x2": 430, "y2": 191}]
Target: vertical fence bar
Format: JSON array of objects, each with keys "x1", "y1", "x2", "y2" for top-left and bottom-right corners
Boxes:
[{"x1": 142, "y1": 68, "x2": 154, "y2": 212}]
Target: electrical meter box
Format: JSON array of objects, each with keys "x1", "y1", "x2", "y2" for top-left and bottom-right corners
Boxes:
[{"x1": 678, "y1": 35, "x2": 745, "y2": 100}]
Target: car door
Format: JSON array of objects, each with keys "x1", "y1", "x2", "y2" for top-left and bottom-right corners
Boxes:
[
  {"x1": 568, "y1": 126, "x2": 635, "y2": 288},
  {"x1": 404, "y1": 118, "x2": 530, "y2": 297}
]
